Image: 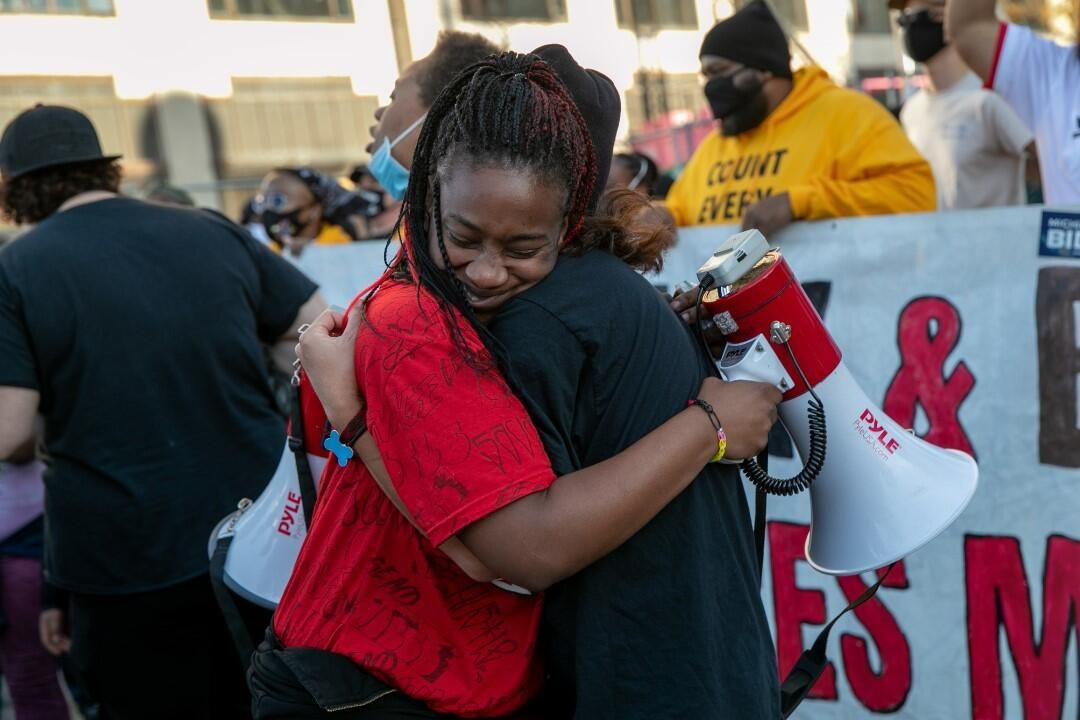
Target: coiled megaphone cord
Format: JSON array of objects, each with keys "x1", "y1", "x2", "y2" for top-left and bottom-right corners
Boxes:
[
  {"x1": 740, "y1": 342, "x2": 827, "y2": 496},
  {"x1": 689, "y1": 277, "x2": 827, "y2": 496}
]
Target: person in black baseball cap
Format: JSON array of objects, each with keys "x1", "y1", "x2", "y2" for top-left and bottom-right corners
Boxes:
[
  {"x1": 0, "y1": 102, "x2": 328, "y2": 719},
  {"x1": 0, "y1": 105, "x2": 123, "y2": 224}
]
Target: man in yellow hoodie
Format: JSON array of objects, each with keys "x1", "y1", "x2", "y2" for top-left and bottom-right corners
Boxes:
[{"x1": 665, "y1": 0, "x2": 936, "y2": 236}]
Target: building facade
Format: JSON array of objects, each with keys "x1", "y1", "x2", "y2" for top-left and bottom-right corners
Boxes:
[{"x1": 0, "y1": 0, "x2": 1069, "y2": 217}]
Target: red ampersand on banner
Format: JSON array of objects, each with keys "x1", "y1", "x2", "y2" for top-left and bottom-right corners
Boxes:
[{"x1": 883, "y1": 297, "x2": 975, "y2": 455}]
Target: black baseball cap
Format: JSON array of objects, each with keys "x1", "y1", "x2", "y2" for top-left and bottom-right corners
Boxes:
[{"x1": 0, "y1": 104, "x2": 121, "y2": 180}]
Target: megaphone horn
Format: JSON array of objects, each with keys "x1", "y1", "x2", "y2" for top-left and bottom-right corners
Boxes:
[{"x1": 697, "y1": 230, "x2": 978, "y2": 576}]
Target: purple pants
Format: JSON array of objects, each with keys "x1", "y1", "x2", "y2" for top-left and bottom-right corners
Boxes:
[{"x1": 0, "y1": 555, "x2": 68, "y2": 720}]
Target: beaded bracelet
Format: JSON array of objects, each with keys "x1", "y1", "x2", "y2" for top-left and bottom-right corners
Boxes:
[{"x1": 688, "y1": 398, "x2": 728, "y2": 463}]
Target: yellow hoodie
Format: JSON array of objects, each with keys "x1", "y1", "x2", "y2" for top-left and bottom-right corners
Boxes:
[{"x1": 665, "y1": 67, "x2": 936, "y2": 227}]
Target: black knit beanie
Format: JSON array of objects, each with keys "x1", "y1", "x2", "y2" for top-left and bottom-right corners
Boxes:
[
  {"x1": 532, "y1": 44, "x2": 621, "y2": 213},
  {"x1": 699, "y1": 0, "x2": 792, "y2": 78}
]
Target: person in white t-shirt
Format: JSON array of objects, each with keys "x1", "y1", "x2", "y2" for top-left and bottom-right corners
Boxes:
[
  {"x1": 948, "y1": 0, "x2": 1080, "y2": 204},
  {"x1": 895, "y1": 0, "x2": 1035, "y2": 209}
]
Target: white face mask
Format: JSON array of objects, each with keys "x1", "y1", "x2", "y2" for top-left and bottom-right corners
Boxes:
[{"x1": 369, "y1": 113, "x2": 427, "y2": 201}]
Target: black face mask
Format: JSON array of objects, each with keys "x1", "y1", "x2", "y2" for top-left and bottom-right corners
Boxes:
[
  {"x1": 704, "y1": 73, "x2": 770, "y2": 136},
  {"x1": 902, "y1": 11, "x2": 947, "y2": 63},
  {"x1": 261, "y1": 206, "x2": 308, "y2": 241}
]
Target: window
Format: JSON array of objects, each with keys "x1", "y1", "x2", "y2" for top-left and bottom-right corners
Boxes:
[
  {"x1": 624, "y1": 71, "x2": 706, "y2": 133},
  {"x1": 851, "y1": 0, "x2": 890, "y2": 33},
  {"x1": 208, "y1": 0, "x2": 353, "y2": 21},
  {"x1": 0, "y1": 0, "x2": 113, "y2": 14},
  {"x1": 460, "y1": 0, "x2": 566, "y2": 22},
  {"x1": 738, "y1": 0, "x2": 806, "y2": 32},
  {"x1": 615, "y1": 0, "x2": 697, "y2": 30}
]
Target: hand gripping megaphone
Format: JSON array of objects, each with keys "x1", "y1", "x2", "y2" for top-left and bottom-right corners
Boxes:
[
  {"x1": 696, "y1": 230, "x2": 977, "y2": 575},
  {"x1": 208, "y1": 376, "x2": 329, "y2": 608}
]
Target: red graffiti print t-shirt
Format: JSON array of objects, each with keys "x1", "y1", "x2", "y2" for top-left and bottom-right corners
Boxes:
[{"x1": 274, "y1": 281, "x2": 556, "y2": 717}]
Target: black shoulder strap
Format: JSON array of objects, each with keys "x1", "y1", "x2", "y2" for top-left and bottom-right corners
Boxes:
[
  {"x1": 209, "y1": 535, "x2": 256, "y2": 670},
  {"x1": 754, "y1": 486, "x2": 767, "y2": 579},
  {"x1": 289, "y1": 383, "x2": 318, "y2": 527},
  {"x1": 753, "y1": 449, "x2": 769, "y2": 581},
  {"x1": 779, "y1": 564, "x2": 895, "y2": 718},
  {"x1": 751, "y1": 445, "x2": 893, "y2": 718}
]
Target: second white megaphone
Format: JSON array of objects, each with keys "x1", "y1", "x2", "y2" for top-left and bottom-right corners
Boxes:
[{"x1": 697, "y1": 230, "x2": 977, "y2": 576}]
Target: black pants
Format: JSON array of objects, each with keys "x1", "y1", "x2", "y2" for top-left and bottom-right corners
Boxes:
[
  {"x1": 248, "y1": 631, "x2": 455, "y2": 719},
  {"x1": 69, "y1": 573, "x2": 267, "y2": 720}
]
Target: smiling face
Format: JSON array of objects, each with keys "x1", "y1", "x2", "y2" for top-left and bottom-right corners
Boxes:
[{"x1": 430, "y1": 162, "x2": 567, "y2": 323}]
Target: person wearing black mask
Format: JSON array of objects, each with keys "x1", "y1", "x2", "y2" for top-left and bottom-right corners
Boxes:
[
  {"x1": 254, "y1": 167, "x2": 384, "y2": 257},
  {"x1": 663, "y1": 0, "x2": 934, "y2": 237},
  {"x1": 895, "y1": 0, "x2": 1036, "y2": 209}
]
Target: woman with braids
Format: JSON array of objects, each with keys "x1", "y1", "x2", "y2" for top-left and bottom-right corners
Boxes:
[{"x1": 252, "y1": 52, "x2": 782, "y2": 719}]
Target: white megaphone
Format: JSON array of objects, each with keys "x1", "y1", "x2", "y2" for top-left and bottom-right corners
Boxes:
[
  {"x1": 697, "y1": 230, "x2": 977, "y2": 576},
  {"x1": 208, "y1": 377, "x2": 329, "y2": 608}
]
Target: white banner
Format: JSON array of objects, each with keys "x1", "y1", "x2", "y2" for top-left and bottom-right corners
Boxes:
[{"x1": 295, "y1": 206, "x2": 1080, "y2": 719}]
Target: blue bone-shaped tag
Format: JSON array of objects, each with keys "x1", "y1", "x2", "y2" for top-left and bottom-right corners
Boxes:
[{"x1": 323, "y1": 430, "x2": 354, "y2": 467}]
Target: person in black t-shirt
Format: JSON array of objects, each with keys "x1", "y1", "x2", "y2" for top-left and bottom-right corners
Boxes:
[
  {"x1": 488, "y1": 252, "x2": 781, "y2": 719},
  {"x1": 0, "y1": 105, "x2": 326, "y2": 719}
]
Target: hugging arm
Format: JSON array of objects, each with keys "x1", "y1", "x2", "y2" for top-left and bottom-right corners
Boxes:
[{"x1": 300, "y1": 306, "x2": 780, "y2": 592}]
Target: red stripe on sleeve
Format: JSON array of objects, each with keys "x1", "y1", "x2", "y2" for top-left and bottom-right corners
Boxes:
[{"x1": 985, "y1": 22, "x2": 1008, "y2": 90}]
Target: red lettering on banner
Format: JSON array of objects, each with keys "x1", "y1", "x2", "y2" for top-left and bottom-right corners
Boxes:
[
  {"x1": 837, "y1": 566, "x2": 912, "y2": 712},
  {"x1": 965, "y1": 534, "x2": 1080, "y2": 720},
  {"x1": 770, "y1": 523, "x2": 912, "y2": 711},
  {"x1": 883, "y1": 297, "x2": 976, "y2": 455},
  {"x1": 770, "y1": 521, "x2": 837, "y2": 700}
]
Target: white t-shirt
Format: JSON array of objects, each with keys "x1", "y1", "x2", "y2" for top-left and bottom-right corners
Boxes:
[
  {"x1": 990, "y1": 23, "x2": 1080, "y2": 204},
  {"x1": 902, "y1": 72, "x2": 1032, "y2": 209}
]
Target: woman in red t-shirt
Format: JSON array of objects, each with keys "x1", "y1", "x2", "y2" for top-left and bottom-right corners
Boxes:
[{"x1": 251, "y1": 53, "x2": 781, "y2": 719}]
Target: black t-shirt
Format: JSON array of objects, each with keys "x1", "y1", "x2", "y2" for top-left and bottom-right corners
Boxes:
[
  {"x1": 0, "y1": 197, "x2": 318, "y2": 594},
  {"x1": 490, "y1": 251, "x2": 780, "y2": 719}
]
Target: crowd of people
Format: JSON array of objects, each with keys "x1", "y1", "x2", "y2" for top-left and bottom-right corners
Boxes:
[{"x1": 0, "y1": 0, "x2": 1078, "y2": 718}]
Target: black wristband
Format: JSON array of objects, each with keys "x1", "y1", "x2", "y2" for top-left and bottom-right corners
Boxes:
[
  {"x1": 337, "y1": 410, "x2": 368, "y2": 447},
  {"x1": 689, "y1": 397, "x2": 723, "y2": 432}
]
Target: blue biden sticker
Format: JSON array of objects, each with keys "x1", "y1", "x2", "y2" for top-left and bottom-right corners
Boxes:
[{"x1": 1039, "y1": 211, "x2": 1080, "y2": 258}]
